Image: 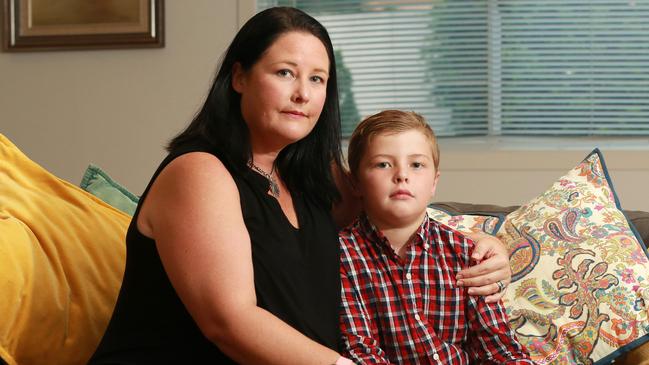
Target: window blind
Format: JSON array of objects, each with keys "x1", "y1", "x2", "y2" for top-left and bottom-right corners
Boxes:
[
  {"x1": 258, "y1": 0, "x2": 649, "y2": 137},
  {"x1": 499, "y1": 0, "x2": 649, "y2": 136}
]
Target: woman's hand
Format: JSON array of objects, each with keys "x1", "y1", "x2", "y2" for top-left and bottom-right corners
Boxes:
[{"x1": 456, "y1": 232, "x2": 511, "y2": 303}]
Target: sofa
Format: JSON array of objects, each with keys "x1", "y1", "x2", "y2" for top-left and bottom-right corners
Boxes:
[
  {"x1": 434, "y1": 201, "x2": 649, "y2": 247},
  {"x1": 1, "y1": 132, "x2": 649, "y2": 365}
]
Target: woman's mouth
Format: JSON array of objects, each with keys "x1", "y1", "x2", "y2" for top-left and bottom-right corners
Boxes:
[{"x1": 283, "y1": 110, "x2": 306, "y2": 117}]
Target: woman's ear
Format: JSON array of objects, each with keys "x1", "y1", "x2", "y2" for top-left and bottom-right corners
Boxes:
[{"x1": 231, "y1": 62, "x2": 245, "y2": 93}]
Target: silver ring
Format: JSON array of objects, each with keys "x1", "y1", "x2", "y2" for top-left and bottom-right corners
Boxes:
[{"x1": 496, "y1": 280, "x2": 506, "y2": 293}]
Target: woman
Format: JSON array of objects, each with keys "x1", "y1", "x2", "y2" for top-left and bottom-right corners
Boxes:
[{"x1": 89, "y1": 7, "x2": 510, "y2": 365}]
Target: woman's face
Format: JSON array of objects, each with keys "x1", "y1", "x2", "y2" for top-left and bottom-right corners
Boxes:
[{"x1": 233, "y1": 31, "x2": 330, "y2": 152}]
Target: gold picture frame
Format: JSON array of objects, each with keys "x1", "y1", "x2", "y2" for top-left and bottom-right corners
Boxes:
[{"x1": 2, "y1": 0, "x2": 164, "y2": 51}]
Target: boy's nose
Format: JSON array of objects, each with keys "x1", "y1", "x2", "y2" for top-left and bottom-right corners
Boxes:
[{"x1": 395, "y1": 169, "x2": 408, "y2": 183}]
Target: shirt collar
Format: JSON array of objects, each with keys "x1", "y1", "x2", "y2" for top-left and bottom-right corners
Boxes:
[{"x1": 358, "y1": 212, "x2": 432, "y2": 254}]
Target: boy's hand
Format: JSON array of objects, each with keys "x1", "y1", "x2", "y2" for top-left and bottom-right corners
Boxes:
[{"x1": 455, "y1": 232, "x2": 511, "y2": 303}]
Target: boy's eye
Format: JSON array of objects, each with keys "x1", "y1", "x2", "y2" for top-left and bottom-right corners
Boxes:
[
  {"x1": 411, "y1": 162, "x2": 424, "y2": 169},
  {"x1": 375, "y1": 162, "x2": 391, "y2": 169}
]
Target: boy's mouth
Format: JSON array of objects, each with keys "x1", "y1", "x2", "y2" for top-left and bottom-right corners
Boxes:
[{"x1": 390, "y1": 189, "x2": 414, "y2": 199}]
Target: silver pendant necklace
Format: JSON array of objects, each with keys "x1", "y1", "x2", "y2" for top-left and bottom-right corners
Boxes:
[{"x1": 248, "y1": 161, "x2": 280, "y2": 198}]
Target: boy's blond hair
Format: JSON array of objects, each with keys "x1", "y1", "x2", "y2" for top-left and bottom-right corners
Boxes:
[{"x1": 347, "y1": 110, "x2": 440, "y2": 178}]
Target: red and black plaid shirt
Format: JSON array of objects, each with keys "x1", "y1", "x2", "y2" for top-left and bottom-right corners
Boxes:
[{"x1": 339, "y1": 214, "x2": 532, "y2": 364}]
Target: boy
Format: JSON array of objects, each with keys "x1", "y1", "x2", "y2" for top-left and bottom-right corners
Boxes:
[{"x1": 339, "y1": 110, "x2": 532, "y2": 364}]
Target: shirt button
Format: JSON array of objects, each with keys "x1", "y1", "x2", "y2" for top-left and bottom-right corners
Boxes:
[
  {"x1": 433, "y1": 353, "x2": 440, "y2": 361},
  {"x1": 423, "y1": 243, "x2": 430, "y2": 250},
  {"x1": 405, "y1": 273, "x2": 412, "y2": 280},
  {"x1": 414, "y1": 314, "x2": 421, "y2": 321}
]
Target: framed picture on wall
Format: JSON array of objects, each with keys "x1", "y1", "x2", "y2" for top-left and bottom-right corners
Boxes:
[{"x1": 2, "y1": 0, "x2": 164, "y2": 51}]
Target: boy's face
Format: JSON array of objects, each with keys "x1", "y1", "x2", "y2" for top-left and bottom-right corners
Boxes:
[{"x1": 355, "y1": 129, "x2": 440, "y2": 230}]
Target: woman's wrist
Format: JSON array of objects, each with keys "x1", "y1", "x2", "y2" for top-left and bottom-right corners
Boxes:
[{"x1": 335, "y1": 356, "x2": 354, "y2": 365}]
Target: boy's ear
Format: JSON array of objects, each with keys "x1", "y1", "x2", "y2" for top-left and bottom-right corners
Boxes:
[{"x1": 430, "y1": 170, "x2": 441, "y2": 198}]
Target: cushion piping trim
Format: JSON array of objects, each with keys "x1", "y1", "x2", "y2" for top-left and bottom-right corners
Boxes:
[{"x1": 593, "y1": 147, "x2": 649, "y2": 257}]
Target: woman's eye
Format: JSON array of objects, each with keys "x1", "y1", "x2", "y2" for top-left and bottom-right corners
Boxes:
[
  {"x1": 277, "y1": 69, "x2": 293, "y2": 78},
  {"x1": 311, "y1": 75, "x2": 325, "y2": 83}
]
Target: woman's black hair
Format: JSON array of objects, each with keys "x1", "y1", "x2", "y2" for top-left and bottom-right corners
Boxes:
[{"x1": 167, "y1": 6, "x2": 342, "y2": 208}]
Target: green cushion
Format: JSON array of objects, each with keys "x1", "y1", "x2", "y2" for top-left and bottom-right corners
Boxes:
[{"x1": 79, "y1": 164, "x2": 139, "y2": 216}]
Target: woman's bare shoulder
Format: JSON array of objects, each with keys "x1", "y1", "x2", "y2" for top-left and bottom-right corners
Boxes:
[{"x1": 138, "y1": 152, "x2": 241, "y2": 237}]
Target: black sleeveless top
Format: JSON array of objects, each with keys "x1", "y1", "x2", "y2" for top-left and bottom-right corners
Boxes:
[{"x1": 88, "y1": 144, "x2": 341, "y2": 364}]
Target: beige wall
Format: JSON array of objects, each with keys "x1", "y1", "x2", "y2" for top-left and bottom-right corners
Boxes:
[
  {"x1": 435, "y1": 141, "x2": 649, "y2": 211},
  {"x1": 2, "y1": 2, "x2": 648, "y2": 211},
  {"x1": 1, "y1": 0, "x2": 252, "y2": 195}
]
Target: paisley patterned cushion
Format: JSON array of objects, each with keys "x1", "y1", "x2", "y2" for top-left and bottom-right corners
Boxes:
[
  {"x1": 497, "y1": 149, "x2": 649, "y2": 364},
  {"x1": 426, "y1": 206, "x2": 503, "y2": 235}
]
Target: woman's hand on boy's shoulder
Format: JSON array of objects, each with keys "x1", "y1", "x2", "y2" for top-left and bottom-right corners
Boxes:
[{"x1": 455, "y1": 233, "x2": 511, "y2": 303}]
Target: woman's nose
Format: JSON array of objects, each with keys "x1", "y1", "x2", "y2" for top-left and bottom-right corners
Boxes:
[{"x1": 291, "y1": 79, "x2": 310, "y2": 103}]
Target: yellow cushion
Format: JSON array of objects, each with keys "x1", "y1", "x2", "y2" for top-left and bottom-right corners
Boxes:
[{"x1": 0, "y1": 134, "x2": 129, "y2": 365}]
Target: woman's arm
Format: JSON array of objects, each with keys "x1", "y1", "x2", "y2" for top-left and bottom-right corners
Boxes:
[
  {"x1": 138, "y1": 152, "x2": 342, "y2": 365},
  {"x1": 456, "y1": 232, "x2": 512, "y2": 303}
]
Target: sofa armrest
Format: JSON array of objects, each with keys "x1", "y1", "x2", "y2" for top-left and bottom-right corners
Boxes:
[{"x1": 626, "y1": 210, "x2": 649, "y2": 247}]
